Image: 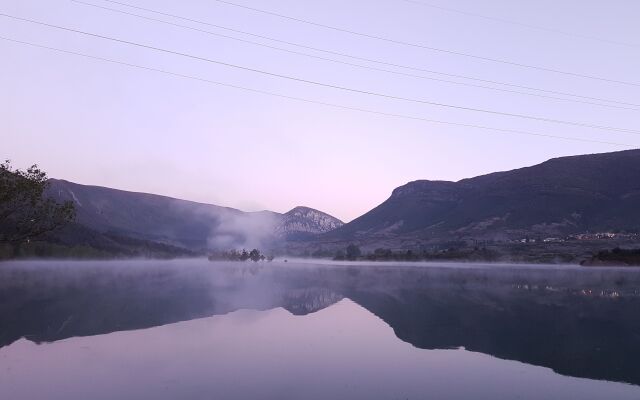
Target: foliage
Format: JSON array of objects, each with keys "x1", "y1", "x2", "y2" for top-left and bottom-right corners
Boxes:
[
  {"x1": 249, "y1": 249, "x2": 262, "y2": 262},
  {"x1": 208, "y1": 248, "x2": 273, "y2": 262},
  {"x1": 345, "y1": 244, "x2": 362, "y2": 260},
  {"x1": 0, "y1": 160, "x2": 75, "y2": 244},
  {"x1": 311, "y1": 248, "x2": 334, "y2": 258},
  {"x1": 333, "y1": 249, "x2": 346, "y2": 261},
  {"x1": 589, "y1": 247, "x2": 640, "y2": 266},
  {"x1": 333, "y1": 244, "x2": 362, "y2": 261},
  {"x1": 333, "y1": 245, "x2": 500, "y2": 262}
]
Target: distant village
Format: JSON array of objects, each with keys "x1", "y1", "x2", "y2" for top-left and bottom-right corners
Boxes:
[{"x1": 512, "y1": 232, "x2": 639, "y2": 244}]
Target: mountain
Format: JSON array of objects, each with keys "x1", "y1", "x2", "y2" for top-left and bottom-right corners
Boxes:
[
  {"x1": 38, "y1": 149, "x2": 640, "y2": 257},
  {"x1": 45, "y1": 180, "x2": 341, "y2": 253},
  {"x1": 322, "y1": 149, "x2": 640, "y2": 247},
  {"x1": 276, "y1": 206, "x2": 344, "y2": 240}
]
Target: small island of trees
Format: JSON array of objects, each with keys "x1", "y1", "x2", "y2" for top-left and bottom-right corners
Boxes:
[{"x1": 208, "y1": 249, "x2": 275, "y2": 262}]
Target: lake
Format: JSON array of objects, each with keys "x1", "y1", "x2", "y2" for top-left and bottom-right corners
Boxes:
[{"x1": 1, "y1": 259, "x2": 639, "y2": 399}]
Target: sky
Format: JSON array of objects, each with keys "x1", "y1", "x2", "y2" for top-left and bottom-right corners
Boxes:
[{"x1": 2, "y1": 0, "x2": 640, "y2": 222}]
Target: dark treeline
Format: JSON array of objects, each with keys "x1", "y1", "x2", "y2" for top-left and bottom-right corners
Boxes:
[
  {"x1": 208, "y1": 249, "x2": 274, "y2": 262},
  {"x1": 332, "y1": 244, "x2": 500, "y2": 262},
  {"x1": 582, "y1": 247, "x2": 640, "y2": 266}
]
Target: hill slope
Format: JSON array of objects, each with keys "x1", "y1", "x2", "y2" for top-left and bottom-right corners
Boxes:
[
  {"x1": 46, "y1": 180, "x2": 341, "y2": 252},
  {"x1": 324, "y1": 149, "x2": 640, "y2": 245}
]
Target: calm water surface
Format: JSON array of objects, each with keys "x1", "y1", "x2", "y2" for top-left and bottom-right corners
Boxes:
[{"x1": 1, "y1": 260, "x2": 639, "y2": 400}]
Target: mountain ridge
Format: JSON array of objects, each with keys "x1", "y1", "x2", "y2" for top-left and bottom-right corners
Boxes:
[
  {"x1": 39, "y1": 149, "x2": 640, "y2": 256},
  {"x1": 46, "y1": 179, "x2": 343, "y2": 252},
  {"x1": 320, "y1": 149, "x2": 640, "y2": 247}
]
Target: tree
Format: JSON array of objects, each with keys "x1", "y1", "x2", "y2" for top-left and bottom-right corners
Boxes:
[
  {"x1": 0, "y1": 161, "x2": 75, "y2": 244},
  {"x1": 345, "y1": 244, "x2": 361, "y2": 261},
  {"x1": 249, "y1": 249, "x2": 261, "y2": 262},
  {"x1": 373, "y1": 248, "x2": 392, "y2": 260}
]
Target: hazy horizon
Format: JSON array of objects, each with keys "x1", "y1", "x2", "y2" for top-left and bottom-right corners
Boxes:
[{"x1": 3, "y1": 0, "x2": 640, "y2": 221}]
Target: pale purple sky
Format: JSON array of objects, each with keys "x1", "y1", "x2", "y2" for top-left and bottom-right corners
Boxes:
[{"x1": 2, "y1": 0, "x2": 640, "y2": 221}]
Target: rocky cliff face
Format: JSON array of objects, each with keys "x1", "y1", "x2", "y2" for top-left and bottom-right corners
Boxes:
[{"x1": 275, "y1": 206, "x2": 344, "y2": 239}]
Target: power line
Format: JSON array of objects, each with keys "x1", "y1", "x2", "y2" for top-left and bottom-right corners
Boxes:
[
  {"x1": 3, "y1": 13, "x2": 639, "y2": 135},
  {"x1": 397, "y1": 0, "x2": 638, "y2": 48},
  {"x1": 95, "y1": 0, "x2": 640, "y2": 109},
  {"x1": 71, "y1": 0, "x2": 640, "y2": 112},
  {"x1": 209, "y1": 0, "x2": 640, "y2": 87},
  {"x1": 0, "y1": 35, "x2": 632, "y2": 148}
]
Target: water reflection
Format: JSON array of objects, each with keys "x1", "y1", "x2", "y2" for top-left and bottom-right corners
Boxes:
[{"x1": 1, "y1": 260, "x2": 640, "y2": 398}]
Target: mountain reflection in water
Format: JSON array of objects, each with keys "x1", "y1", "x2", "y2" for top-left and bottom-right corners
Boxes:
[{"x1": 1, "y1": 260, "x2": 639, "y2": 399}]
